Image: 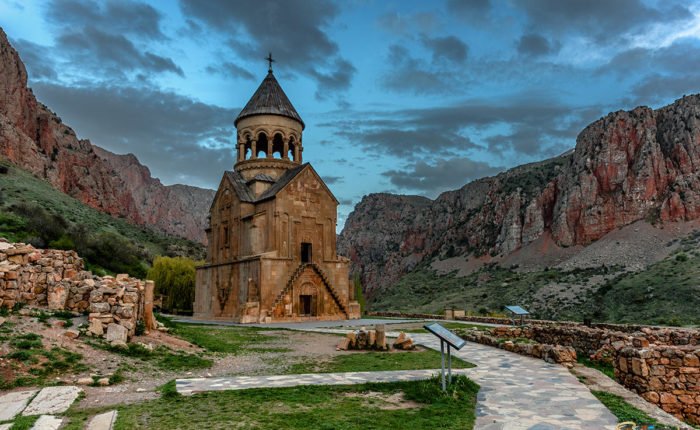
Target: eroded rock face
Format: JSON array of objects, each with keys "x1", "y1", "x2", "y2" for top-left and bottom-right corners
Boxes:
[
  {"x1": 339, "y1": 95, "x2": 700, "y2": 295},
  {"x1": 0, "y1": 29, "x2": 213, "y2": 243}
]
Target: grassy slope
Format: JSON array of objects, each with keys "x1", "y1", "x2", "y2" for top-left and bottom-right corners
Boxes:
[
  {"x1": 371, "y1": 236, "x2": 700, "y2": 326},
  {"x1": 0, "y1": 159, "x2": 204, "y2": 263}
]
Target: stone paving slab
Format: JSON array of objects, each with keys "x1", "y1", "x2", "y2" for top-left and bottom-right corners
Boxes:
[
  {"x1": 22, "y1": 386, "x2": 81, "y2": 416},
  {"x1": 30, "y1": 415, "x2": 63, "y2": 430},
  {"x1": 86, "y1": 410, "x2": 118, "y2": 430},
  {"x1": 177, "y1": 369, "x2": 468, "y2": 395},
  {"x1": 0, "y1": 389, "x2": 37, "y2": 421},
  {"x1": 410, "y1": 334, "x2": 618, "y2": 430},
  {"x1": 0, "y1": 423, "x2": 12, "y2": 430}
]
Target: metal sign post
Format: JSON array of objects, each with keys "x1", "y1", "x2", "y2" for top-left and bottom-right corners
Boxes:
[{"x1": 424, "y1": 323, "x2": 467, "y2": 392}]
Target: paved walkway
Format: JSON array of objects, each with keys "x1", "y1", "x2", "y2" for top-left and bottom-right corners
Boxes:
[
  {"x1": 177, "y1": 320, "x2": 619, "y2": 429},
  {"x1": 410, "y1": 333, "x2": 618, "y2": 429},
  {"x1": 177, "y1": 368, "x2": 469, "y2": 395}
]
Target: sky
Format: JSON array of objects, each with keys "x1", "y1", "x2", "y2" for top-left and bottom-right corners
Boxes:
[{"x1": 1, "y1": 0, "x2": 700, "y2": 230}]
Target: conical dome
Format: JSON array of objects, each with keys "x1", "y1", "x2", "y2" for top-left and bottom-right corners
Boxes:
[{"x1": 234, "y1": 71, "x2": 304, "y2": 129}]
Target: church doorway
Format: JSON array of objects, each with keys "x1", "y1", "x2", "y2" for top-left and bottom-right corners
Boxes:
[
  {"x1": 300, "y1": 294, "x2": 313, "y2": 316},
  {"x1": 301, "y1": 242, "x2": 312, "y2": 263}
]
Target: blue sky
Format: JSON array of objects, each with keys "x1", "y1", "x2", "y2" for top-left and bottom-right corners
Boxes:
[{"x1": 1, "y1": 0, "x2": 700, "y2": 229}]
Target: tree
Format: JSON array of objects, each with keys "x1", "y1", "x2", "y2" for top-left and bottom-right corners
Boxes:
[
  {"x1": 353, "y1": 272, "x2": 367, "y2": 315},
  {"x1": 147, "y1": 256, "x2": 197, "y2": 314}
]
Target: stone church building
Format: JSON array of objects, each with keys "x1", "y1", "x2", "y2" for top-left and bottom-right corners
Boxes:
[{"x1": 194, "y1": 65, "x2": 360, "y2": 323}]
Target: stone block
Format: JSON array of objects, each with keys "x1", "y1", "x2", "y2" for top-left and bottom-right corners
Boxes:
[
  {"x1": 47, "y1": 284, "x2": 68, "y2": 310},
  {"x1": 642, "y1": 391, "x2": 660, "y2": 404},
  {"x1": 105, "y1": 323, "x2": 128, "y2": 344},
  {"x1": 63, "y1": 329, "x2": 80, "y2": 339},
  {"x1": 90, "y1": 302, "x2": 110, "y2": 313},
  {"x1": 660, "y1": 392, "x2": 678, "y2": 404},
  {"x1": 684, "y1": 354, "x2": 700, "y2": 367},
  {"x1": 0, "y1": 390, "x2": 37, "y2": 421},
  {"x1": 631, "y1": 358, "x2": 649, "y2": 376},
  {"x1": 22, "y1": 386, "x2": 82, "y2": 415}
]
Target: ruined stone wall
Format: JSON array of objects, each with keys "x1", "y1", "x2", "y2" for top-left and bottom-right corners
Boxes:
[
  {"x1": 616, "y1": 346, "x2": 700, "y2": 425},
  {"x1": 0, "y1": 241, "x2": 145, "y2": 341}
]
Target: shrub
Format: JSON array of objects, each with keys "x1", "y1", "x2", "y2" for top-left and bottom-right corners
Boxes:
[{"x1": 148, "y1": 256, "x2": 197, "y2": 313}]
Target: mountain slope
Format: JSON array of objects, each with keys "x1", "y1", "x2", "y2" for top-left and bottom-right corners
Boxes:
[
  {"x1": 339, "y1": 95, "x2": 700, "y2": 299},
  {"x1": 0, "y1": 27, "x2": 213, "y2": 243}
]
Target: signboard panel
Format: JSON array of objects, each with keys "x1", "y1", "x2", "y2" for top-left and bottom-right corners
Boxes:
[
  {"x1": 423, "y1": 323, "x2": 467, "y2": 350},
  {"x1": 505, "y1": 305, "x2": 529, "y2": 315}
]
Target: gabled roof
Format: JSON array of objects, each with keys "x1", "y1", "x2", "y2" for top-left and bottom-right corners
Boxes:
[
  {"x1": 247, "y1": 173, "x2": 276, "y2": 184},
  {"x1": 219, "y1": 163, "x2": 339, "y2": 205},
  {"x1": 234, "y1": 71, "x2": 304, "y2": 129}
]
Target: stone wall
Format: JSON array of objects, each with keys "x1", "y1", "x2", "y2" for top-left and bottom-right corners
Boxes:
[
  {"x1": 0, "y1": 241, "x2": 147, "y2": 341},
  {"x1": 616, "y1": 346, "x2": 700, "y2": 425}
]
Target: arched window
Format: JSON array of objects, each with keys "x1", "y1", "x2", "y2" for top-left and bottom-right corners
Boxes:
[
  {"x1": 256, "y1": 132, "x2": 268, "y2": 158},
  {"x1": 272, "y1": 133, "x2": 285, "y2": 158},
  {"x1": 288, "y1": 136, "x2": 296, "y2": 161}
]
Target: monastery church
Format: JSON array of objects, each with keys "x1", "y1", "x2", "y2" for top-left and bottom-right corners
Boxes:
[{"x1": 194, "y1": 61, "x2": 361, "y2": 323}]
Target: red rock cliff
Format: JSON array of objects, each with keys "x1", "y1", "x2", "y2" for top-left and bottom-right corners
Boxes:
[
  {"x1": 339, "y1": 95, "x2": 700, "y2": 294},
  {"x1": 0, "y1": 28, "x2": 213, "y2": 243}
]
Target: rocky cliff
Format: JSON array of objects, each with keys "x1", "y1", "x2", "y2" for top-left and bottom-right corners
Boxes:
[
  {"x1": 0, "y1": 28, "x2": 213, "y2": 243},
  {"x1": 339, "y1": 95, "x2": 700, "y2": 295}
]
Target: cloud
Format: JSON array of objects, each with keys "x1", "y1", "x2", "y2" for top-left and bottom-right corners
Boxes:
[
  {"x1": 517, "y1": 33, "x2": 559, "y2": 57},
  {"x1": 515, "y1": 0, "x2": 692, "y2": 43},
  {"x1": 46, "y1": 0, "x2": 168, "y2": 41},
  {"x1": 31, "y1": 83, "x2": 238, "y2": 188},
  {"x1": 632, "y1": 74, "x2": 700, "y2": 105},
  {"x1": 322, "y1": 96, "x2": 602, "y2": 162},
  {"x1": 205, "y1": 62, "x2": 255, "y2": 81},
  {"x1": 180, "y1": 0, "x2": 355, "y2": 96},
  {"x1": 322, "y1": 175, "x2": 343, "y2": 185},
  {"x1": 11, "y1": 38, "x2": 58, "y2": 80},
  {"x1": 56, "y1": 26, "x2": 183, "y2": 78},
  {"x1": 421, "y1": 35, "x2": 468, "y2": 64},
  {"x1": 383, "y1": 157, "x2": 502, "y2": 195},
  {"x1": 381, "y1": 44, "x2": 467, "y2": 94},
  {"x1": 34, "y1": 0, "x2": 183, "y2": 83}
]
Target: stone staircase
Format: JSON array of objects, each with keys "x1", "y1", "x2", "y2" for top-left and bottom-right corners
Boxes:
[{"x1": 271, "y1": 263, "x2": 348, "y2": 317}]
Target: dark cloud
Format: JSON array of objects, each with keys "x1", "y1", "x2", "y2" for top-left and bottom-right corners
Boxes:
[
  {"x1": 36, "y1": 0, "x2": 182, "y2": 82},
  {"x1": 205, "y1": 62, "x2": 255, "y2": 81},
  {"x1": 421, "y1": 35, "x2": 468, "y2": 64},
  {"x1": 381, "y1": 44, "x2": 466, "y2": 94},
  {"x1": 31, "y1": 83, "x2": 238, "y2": 188},
  {"x1": 596, "y1": 39, "x2": 700, "y2": 104},
  {"x1": 180, "y1": 0, "x2": 355, "y2": 96},
  {"x1": 322, "y1": 175, "x2": 343, "y2": 185},
  {"x1": 322, "y1": 97, "x2": 602, "y2": 161},
  {"x1": 11, "y1": 39, "x2": 58, "y2": 80},
  {"x1": 383, "y1": 157, "x2": 501, "y2": 194},
  {"x1": 47, "y1": 0, "x2": 167, "y2": 41},
  {"x1": 516, "y1": 33, "x2": 559, "y2": 57},
  {"x1": 516, "y1": 0, "x2": 692, "y2": 43},
  {"x1": 56, "y1": 27, "x2": 183, "y2": 78}
]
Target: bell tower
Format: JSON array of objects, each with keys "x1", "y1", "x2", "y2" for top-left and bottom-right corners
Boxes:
[{"x1": 234, "y1": 54, "x2": 304, "y2": 182}]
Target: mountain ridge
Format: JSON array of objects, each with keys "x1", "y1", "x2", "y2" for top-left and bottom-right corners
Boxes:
[
  {"x1": 0, "y1": 27, "x2": 213, "y2": 243},
  {"x1": 339, "y1": 95, "x2": 700, "y2": 296}
]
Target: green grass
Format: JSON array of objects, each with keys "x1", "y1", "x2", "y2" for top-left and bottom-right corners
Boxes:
[
  {"x1": 5, "y1": 415, "x2": 40, "y2": 430},
  {"x1": 0, "y1": 158, "x2": 204, "y2": 273},
  {"x1": 167, "y1": 321, "x2": 285, "y2": 354},
  {"x1": 0, "y1": 331, "x2": 86, "y2": 389},
  {"x1": 288, "y1": 350, "x2": 475, "y2": 374},
  {"x1": 578, "y1": 356, "x2": 616, "y2": 380},
  {"x1": 88, "y1": 340, "x2": 212, "y2": 372},
  {"x1": 372, "y1": 242, "x2": 700, "y2": 325},
  {"x1": 62, "y1": 376, "x2": 479, "y2": 430},
  {"x1": 591, "y1": 391, "x2": 662, "y2": 426}
]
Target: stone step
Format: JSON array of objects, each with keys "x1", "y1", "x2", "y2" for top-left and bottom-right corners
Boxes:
[
  {"x1": 22, "y1": 386, "x2": 82, "y2": 416},
  {"x1": 30, "y1": 415, "x2": 63, "y2": 430},
  {"x1": 85, "y1": 410, "x2": 118, "y2": 430}
]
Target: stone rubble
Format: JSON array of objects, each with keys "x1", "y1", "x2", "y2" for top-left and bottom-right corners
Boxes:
[
  {"x1": 0, "y1": 240, "x2": 154, "y2": 341},
  {"x1": 337, "y1": 325, "x2": 388, "y2": 350}
]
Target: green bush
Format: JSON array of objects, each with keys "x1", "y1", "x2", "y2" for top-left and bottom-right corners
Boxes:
[{"x1": 148, "y1": 256, "x2": 197, "y2": 313}]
